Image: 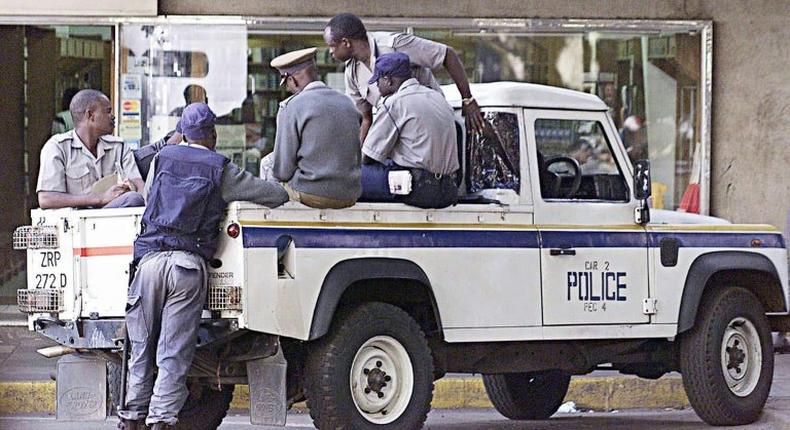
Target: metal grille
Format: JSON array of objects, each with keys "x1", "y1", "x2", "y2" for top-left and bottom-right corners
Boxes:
[
  {"x1": 207, "y1": 286, "x2": 242, "y2": 311},
  {"x1": 13, "y1": 225, "x2": 59, "y2": 250},
  {"x1": 17, "y1": 289, "x2": 64, "y2": 313}
]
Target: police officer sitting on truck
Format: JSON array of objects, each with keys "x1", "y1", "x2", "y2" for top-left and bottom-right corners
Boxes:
[
  {"x1": 37, "y1": 89, "x2": 145, "y2": 209},
  {"x1": 117, "y1": 103, "x2": 288, "y2": 430},
  {"x1": 360, "y1": 52, "x2": 459, "y2": 209}
]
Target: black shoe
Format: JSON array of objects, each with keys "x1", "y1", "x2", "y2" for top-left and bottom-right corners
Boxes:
[
  {"x1": 117, "y1": 419, "x2": 146, "y2": 430},
  {"x1": 149, "y1": 422, "x2": 174, "y2": 430}
]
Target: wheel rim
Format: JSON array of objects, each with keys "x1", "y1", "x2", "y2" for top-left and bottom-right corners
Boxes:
[
  {"x1": 720, "y1": 317, "x2": 762, "y2": 397},
  {"x1": 350, "y1": 335, "x2": 414, "y2": 424}
]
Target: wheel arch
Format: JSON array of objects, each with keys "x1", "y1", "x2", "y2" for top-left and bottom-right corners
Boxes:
[
  {"x1": 308, "y1": 258, "x2": 442, "y2": 341},
  {"x1": 677, "y1": 251, "x2": 786, "y2": 334}
]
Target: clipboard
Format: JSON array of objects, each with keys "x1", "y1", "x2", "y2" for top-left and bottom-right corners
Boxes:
[{"x1": 90, "y1": 173, "x2": 120, "y2": 195}]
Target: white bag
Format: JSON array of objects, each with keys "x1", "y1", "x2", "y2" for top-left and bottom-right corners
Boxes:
[{"x1": 388, "y1": 170, "x2": 412, "y2": 195}]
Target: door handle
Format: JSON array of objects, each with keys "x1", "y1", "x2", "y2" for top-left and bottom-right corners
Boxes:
[{"x1": 549, "y1": 248, "x2": 576, "y2": 256}]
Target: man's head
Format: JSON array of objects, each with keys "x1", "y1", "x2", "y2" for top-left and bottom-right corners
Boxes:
[
  {"x1": 178, "y1": 103, "x2": 217, "y2": 150},
  {"x1": 569, "y1": 138, "x2": 593, "y2": 164},
  {"x1": 368, "y1": 52, "x2": 413, "y2": 97},
  {"x1": 70, "y1": 89, "x2": 115, "y2": 135},
  {"x1": 324, "y1": 13, "x2": 367, "y2": 62},
  {"x1": 270, "y1": 47, "x2": 319, "y2": 95},
  {"x1": 183, "y1": 84, "x2": 208, "y2": 105}
]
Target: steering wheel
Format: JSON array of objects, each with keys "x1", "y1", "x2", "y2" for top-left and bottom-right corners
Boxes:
[{"x1": 545, "y1": 156, "x2": 582, "y2": 198}]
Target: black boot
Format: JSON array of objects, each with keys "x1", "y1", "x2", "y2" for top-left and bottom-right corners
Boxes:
[
  {"x1": 117, "y1": 419, "x2": 146, "y2": 430},
  {"x1": 149, "y1": 422, "x2": 174, "y2": 430}
]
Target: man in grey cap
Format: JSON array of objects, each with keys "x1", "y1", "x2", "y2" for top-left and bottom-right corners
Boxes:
[
  {"x1": 324, "y1": 13, "x2": 483, "y2": 142},
  {"x1": 117, "y1": 103, "x2": 288, "y2": 430},
  {"x1": 361, "y1": 52, "x2": 459, "y2": 209},
  {"x1": 269, "y1": 47, "x2": 361, "y2": 209}
]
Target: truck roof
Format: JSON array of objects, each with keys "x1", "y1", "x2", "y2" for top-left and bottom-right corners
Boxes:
[{"x1": 442, "y1": 81, "x2": 609, "y2": 111}]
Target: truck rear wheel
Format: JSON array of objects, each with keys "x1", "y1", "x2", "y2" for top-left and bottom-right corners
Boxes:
[
  {"x1": 304, "y1": 302, "x2": 434, "y2": 429},
  {"x1": 107, "y1": 361, "x2": 234, "y2": 430},
  {"x1": 679, "y1": 286, "x2": 773, "y2": 425},
  {"x1": 482, "y1": 370, "x2": 571, "y2": 420}
]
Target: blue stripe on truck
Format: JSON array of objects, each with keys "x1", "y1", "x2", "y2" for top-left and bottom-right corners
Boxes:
[{"x1": 242, "y1": 226, "x2": 784, "y2": 250}]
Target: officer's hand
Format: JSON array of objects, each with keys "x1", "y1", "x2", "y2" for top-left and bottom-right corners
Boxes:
[
  {"x1": 462, "y1": 99, "x2": 485, "y2": 136},
  {"x1": 120, "y1": 179, "x2": 136, "y2": 192},
  {"x1": 98, "y1": 183, "x2": 130, "y2": 206}
]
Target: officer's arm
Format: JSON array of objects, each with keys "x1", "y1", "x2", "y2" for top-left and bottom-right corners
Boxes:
[
  {"x1": 361, "y1": 100, "x2": 399, "y2": 164},
  {"x1": 443, "y1": 47, "x2": 484, "y2": 134},
  {"x1": 221, "y1": 163, "x2": 289, "y2": 208},
  {"x1": 271, "y1": 109, "x2": 299, "y2": 182},
  {"x1": 38, "y1": 189, "x2": 125, "y2": 209},
  {"x1": 359, "y1": 102, "x2": 374, "y2": 144}
]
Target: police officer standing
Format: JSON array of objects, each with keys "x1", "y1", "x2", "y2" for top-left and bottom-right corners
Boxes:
[
  {"x1": 117, "y1": 103, "x2": 289, "y2": 430},
  {"x1": 324, "y1": 13, "x2": 484, "y2": 142}
]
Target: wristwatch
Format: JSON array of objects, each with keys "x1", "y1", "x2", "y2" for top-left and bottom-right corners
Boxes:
[{"x1": 461, "y1": 97, "x2": 476, "y2": 107}]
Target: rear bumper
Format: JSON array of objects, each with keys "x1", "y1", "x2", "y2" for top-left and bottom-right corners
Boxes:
[{"x1": 34, "y1": 317, "x2": 243, "y2": 350}]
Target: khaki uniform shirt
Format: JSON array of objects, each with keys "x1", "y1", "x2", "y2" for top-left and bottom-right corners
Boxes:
[
  {"x1": 362, "y1": 78, "x2": 459, "y2": 175},
  {"x1": 345, "y1": 32, "x2": 447, "y2": 113},
  {"x1": 37, "y1": 130, "x2": 142, "y2": 195}
]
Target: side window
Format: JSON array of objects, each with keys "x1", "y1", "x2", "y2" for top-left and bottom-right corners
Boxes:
[
  {"x1": 535, "y1": 119, "x2": 628, "y2": 201},
  {"x1": 467, "y1": 112, "x2": 520, "y2": 193}
]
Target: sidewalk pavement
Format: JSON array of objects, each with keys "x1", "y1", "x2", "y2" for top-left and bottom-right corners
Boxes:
[{"x1": 1, "y1": 325, "x2": 789, "y2": 414}]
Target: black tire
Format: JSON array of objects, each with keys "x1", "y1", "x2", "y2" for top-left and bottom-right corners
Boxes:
[
  {"x1": 482, "y1": 370, "x2": 571, "y2": 420},
  {"x1": 679, "y1": 286, "x2": 774, "y2": 426},
  {"x1": 107, "y1": 360, "x2": 234, "y2": 430},
  {"x1": 304, "y1": 302, "x2": 434, "y2": 429}
]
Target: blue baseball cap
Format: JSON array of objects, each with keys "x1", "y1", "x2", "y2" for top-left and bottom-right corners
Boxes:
[
  {"x1": 368, "y1": 52, "x2": 412, "y2": 84},
  {"x1": 178, "y1": 103, "x2": 216, "y2": 141}
]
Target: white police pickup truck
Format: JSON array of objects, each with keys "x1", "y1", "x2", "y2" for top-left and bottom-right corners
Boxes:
[{"x1": 14, "y1": 82, "x2": 789, "y2": 429}]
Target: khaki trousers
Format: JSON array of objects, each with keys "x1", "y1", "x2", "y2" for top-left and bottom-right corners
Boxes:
[{"x1": 284, "y1": 184, "x2": 355, "y2": 209}]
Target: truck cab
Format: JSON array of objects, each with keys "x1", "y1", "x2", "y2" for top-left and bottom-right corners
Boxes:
[{"x1": 14, "y1": 82, "x2": 789, "y2": 430}]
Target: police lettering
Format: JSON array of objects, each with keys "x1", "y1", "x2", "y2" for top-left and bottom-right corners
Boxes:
[{"x1": 567, "y1": 271, "x2": 627, "y2": 302}]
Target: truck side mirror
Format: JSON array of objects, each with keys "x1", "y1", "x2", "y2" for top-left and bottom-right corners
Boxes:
[
  {"x1": 633, "y1": 159, "x2": 651, "y2": 200},
  {"x1": 633, "y1": 159, "x2": 651, "y2": 225}
]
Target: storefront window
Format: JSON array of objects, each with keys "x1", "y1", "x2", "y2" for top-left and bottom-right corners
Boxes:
[
  {"x1": 119, "y1": 20, "x2": 708, "y2": 212},
  {"x1": 0, "y1": 24, "x2": 114, "y2": 306},
  {"x1": 416, "y1": 28, "x2": 703, "y2": 211}
]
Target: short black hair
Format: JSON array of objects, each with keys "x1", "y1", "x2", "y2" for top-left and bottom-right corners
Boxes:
[
  {"x1": 69, "y1": 89, "x2": 107, "y2": 124},
  {"x1": 326, "y1": 13, "x2": 367, "y2": 41},
  {"x1": 183, "y1": 84, "x2": 207, "y2": 104}
]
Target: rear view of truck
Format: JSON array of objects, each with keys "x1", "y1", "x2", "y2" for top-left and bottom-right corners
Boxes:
[{"x1": 13, "y1": 207, "x2": 281, "y2": 429}]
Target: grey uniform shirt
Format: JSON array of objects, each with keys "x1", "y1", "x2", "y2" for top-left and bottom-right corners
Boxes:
[
  {"x1": 272, "y1": 81, "x2": 362, "y2": 200},
  {"x1": 37, "y1": 130, "x2": 142, "y2": 194},
  {"x1": 144, "y1": 143, "x2": 289, "y2": 208},
  {"x1": 345, "y1": 32, "x2": 447, "y2": 113},
  {"x1": 362, "y1": 78, "x2": 459, "y2": 175}
]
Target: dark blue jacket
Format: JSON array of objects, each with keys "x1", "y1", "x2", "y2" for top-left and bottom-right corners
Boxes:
[{"x1": 134, "y1": 145, "x2": 229, "y2": 262}]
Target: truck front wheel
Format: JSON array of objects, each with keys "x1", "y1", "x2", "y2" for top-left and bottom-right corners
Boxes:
[
  {"x1": 304, "y1": 302, "x2": 434, "y2": 429},
  {"x1": 482, "y1": 370, "x2": 571, "y2": 420},
  {"x1": 679, "y1": 286, "x2": 774, "y2": 425}
]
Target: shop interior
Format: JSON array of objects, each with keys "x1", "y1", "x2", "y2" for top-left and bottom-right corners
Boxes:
[{"x1": 0, "y1": 25, "x2": 113, "y2": 304}]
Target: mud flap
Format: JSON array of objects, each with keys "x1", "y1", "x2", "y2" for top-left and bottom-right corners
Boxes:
[
  {"x1": 56, "y1": 353, "x2": 107, "y2": 421},
  {"x1": 246, "y1": 347, "x2": 287, "y2": 426}
]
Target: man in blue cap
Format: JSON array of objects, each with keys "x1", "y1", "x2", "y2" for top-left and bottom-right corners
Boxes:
[
  {"x1": 361, "y1": 52, "x2": 459, "y2": 208},
  {"x1": 117, "y1": 103, "x2": 289, "y2": 430}
]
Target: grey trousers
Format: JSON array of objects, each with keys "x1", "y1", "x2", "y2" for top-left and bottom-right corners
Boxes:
[
  {"x1": 105, "y1": 191, "x2": 145, "y2": 208},
  {"x1": 117, "y1": 250, "x2": 207, "y2": 426}
]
